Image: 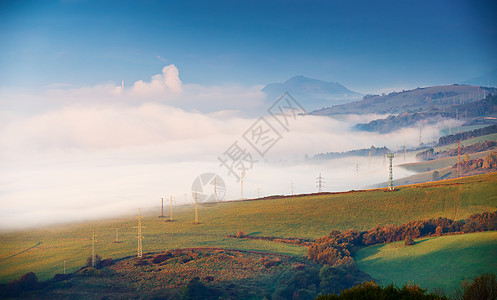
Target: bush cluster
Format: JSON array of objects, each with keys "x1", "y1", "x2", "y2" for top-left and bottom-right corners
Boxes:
[
  {"x1": 0, "y1": 272, "x2": 45, "y2": 297},
  {"x1": 272, "y1": 264, "x2": 372, "y2": 300},
  {"x1": 316, "y1": 281, "x2": 448, "y2": 299},
  {"x1": 308, "y1": 211, "x2": 497, "y2": 266}
]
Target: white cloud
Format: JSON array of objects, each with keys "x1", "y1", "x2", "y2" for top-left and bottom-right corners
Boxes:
[
  {"x1": 131, "y1": 65, "x2": 182, "y2": 95},
  {"x1": 0, "y1": 65, "x2": 457, "y2": 231}
]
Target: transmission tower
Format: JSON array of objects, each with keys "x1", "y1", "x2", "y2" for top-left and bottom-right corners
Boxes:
[
  {"x1": 63, "y1": 260, "x2": 66, "y2": 274},
  {"x1": 194, "y1": 191, "x2": 199, "y2": 224},
  {"x1": 91, "y1": 228, "x2": 97, "y2": 267},
  {"x1": 316, "y1": 173, "x2": 324, "y2": 193},
  {"x1": 291, "y1": 181, "x2": 294, "y2": 195},
  {"x1": 158, "y1": 198, "x2": 165, "y2": 218},
  {"x1": 113, "y1": 228, "x2": 120, "y2": 243},
  {"x1": 387, "y1": 153, "x2": 394, "y2": 191},
  {"x1": 134, "y1": 209, "x2": 145, "y2": 258}
]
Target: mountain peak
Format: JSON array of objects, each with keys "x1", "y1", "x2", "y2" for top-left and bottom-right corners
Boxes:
[{"x1": 261, "y1": 75, "x2": 361, "y2": 110}]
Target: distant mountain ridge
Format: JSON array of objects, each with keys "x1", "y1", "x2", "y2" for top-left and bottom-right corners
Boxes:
[
  {"x1": 355, "y1": 94, "x2": 497, "y2": 133},
  {"x1": 311, "y1": 85, "x2": 497, "y2": 116},
  {"x1": 462, "y1": 68, "x2": 497, "y2": 87},
  {"x1": 262, "y1": 76, "x2": 362, "y2": 111}
]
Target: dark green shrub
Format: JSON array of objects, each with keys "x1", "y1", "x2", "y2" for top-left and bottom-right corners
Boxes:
[
  {"x1": 457, "y1": 273, "x2": 497, "y2": 300},
  {"x1": 316, "y1": 281, "x2": 448, "y2": 299}
]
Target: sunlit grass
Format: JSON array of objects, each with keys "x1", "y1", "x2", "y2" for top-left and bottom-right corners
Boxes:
[
  {"x1": 354, "y1": 231, "x2": 497, "y2": 296},
  {"x1": 0, "y1": 172, "x2": 496, "y2": 282}
]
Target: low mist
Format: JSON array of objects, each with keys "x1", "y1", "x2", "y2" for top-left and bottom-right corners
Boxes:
[{"x1": 0, "y1": 66, "x2": 458, "y2": 231}]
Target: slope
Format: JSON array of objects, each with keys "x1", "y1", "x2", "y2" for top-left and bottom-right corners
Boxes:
[
  {"x1": 0, "y1": 173, "x2": 496, "y2": 283},
  {"x1": 355, "y1": 231, "x2": 497, "y2": 295}
]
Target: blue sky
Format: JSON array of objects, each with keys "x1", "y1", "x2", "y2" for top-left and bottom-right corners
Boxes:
[
  {"x1": 2, "y1": 0, "x2": 492, "y2": 230},
  {"x1": 1, "y1": 0, "x2": 497, "y2": 92}
]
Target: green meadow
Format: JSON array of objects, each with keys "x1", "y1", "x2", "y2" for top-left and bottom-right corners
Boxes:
[
  {"x1": 0, "y1": 173, "x2": 496, "y2": 284},
  {"x1": 355, "y1": 231, "x2": 497, "y2": 295}
]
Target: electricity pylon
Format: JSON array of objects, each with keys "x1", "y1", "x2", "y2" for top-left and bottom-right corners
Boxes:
[
  {"x1": 316, "y1": 173, "x2": 324, "y2": 193},
  {"x1": 158, "y1": 198, "x2": 165, "y2": 218},
  {"x1": 134, "y1": 209, "x2": 145, "y2": 258},
  {"x1": 91, "y1": 228, "x2": 97, "y2": 267},
  {"x1": 387, "y1": 153, "x2": 394, "y2": 191},
  {"x1": 113, "y1": 228, "x2": 120, "y2": 243}
]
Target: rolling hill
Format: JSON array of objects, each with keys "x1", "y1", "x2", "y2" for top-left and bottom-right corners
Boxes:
[
  {"x1": 355, "y1": 231, "x2": 497, "y2": 295},
  {"x1": 1, "y1": 172, "x2": 496, "y2": 286},
  {"x1": 311, "y1": 85, "x2": 497, "y2": 116}
]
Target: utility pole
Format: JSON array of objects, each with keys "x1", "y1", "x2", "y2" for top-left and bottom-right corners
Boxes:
[
  {"x1": 316, "y1": 173, "x2": 324, "y2": 193},
  {"x1": 170, "y1": 196, "x2": 174, "y2": 222},
  {"x1": 387, "y1": 153, "x2": 394, "y2": 191},
  {"x1": 63, "y1": 260, "x2": 66, "y2": 274},
  {"x1": 194, "y1": 192, "x2": 199, "y2": 224},
  {"x1": 134, "y1": 209, "x2": 145, "y2": 258},
  {"x1": 291, "y1": 181, "x2": 294, "y2": 195},
  {"x1": 257, "y1": 187, "x2": 260, "y2": 198},
  {"x1": 91, "y1": 228, "x2": 97, "y2": 267},
  {"x1": 404, "y1": 145, "x2": 407, "y2": 162}
]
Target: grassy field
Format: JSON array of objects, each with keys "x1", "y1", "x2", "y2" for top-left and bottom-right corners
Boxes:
[
  {"x1": 354, "y1": 231, "x2": 497, "y2": 296},
  {"x1": 433, "y1": 132, "x2": 497, "y2": 153},
  {"x1": 400, "y1": 149, "x2": 496, "y2": 173},
  {"x1": 1, "y1": 173, "x2": 497, "y2": 283}
]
